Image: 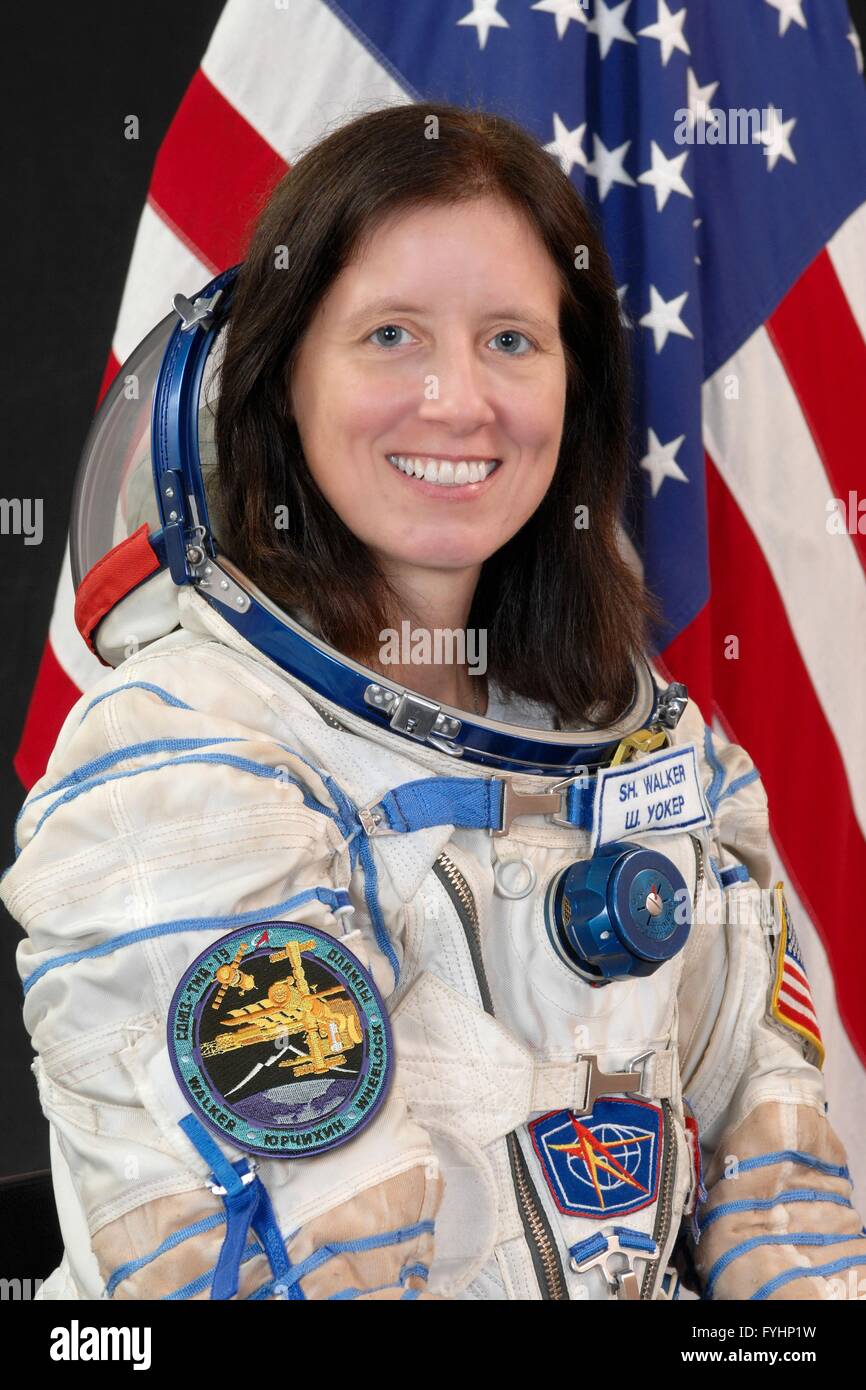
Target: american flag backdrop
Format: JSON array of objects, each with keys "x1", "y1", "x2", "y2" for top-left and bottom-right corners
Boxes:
[{"x1": 13, "y1": 0, "x2": 866, "y2": 1188}]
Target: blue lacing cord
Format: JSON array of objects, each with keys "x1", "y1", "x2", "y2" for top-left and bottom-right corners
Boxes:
[
  {"x1": 704, "y1": 1230, "x2": 866, "y2": 1299},
  {"x1": 164, "y1": 1237, "x2": 265, "y2": 1300},
  {"x1": 79, "y1": 681, "x2": 194, "y2": 724},
  {"x1": 247, "y1": 1223, "x2": 435, "y2": 1300},
  {"x1": 752, "y1": 1252, "x2": 866, "y2": 1301},
  {"x1": 697, "y1": 1188, "x2": 853, "y2": 1235},
  {"x1": 720, "y1": 1150, "x2": 850, "y2": 1180},
  {"x1": 21, "y1": 885, "x2": 351, "y2": 995},
  {"x1": 328, "y1": 1260, "x2": 431, "y2": 1300},
  {"x1": 106, "y1": 1211, "x2": 226, "y2": 1297}
]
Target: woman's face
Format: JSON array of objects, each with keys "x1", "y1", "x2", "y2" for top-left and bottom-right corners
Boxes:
[{"x1": 288, "y1": 195, "x2": 567, "y2": 575}]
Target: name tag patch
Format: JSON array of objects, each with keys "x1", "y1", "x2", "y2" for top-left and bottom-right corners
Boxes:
[
  {"x1": 168, "y1": 922, "x2": 393, "y2": 1158},
  {"x1": 592, "y1": 743, "x2": 712, "y2": 851}
]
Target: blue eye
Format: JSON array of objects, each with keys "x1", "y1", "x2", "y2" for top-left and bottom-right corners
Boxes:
[
  {"x1": 489, "y1": 330, "x2": 534, "y2": 355},
  {"x1": 368, "y1": 325, "x2": 413, "y2": 349}
]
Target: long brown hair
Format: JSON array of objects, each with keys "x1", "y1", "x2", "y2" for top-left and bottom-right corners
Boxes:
[{"x1": 212, "y1": 100, "x2": 665, "y2": 728}]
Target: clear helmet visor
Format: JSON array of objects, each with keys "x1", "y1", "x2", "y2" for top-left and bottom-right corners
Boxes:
[{"x1": 70, "y1": 310, "x2": 227, "y2": 589}]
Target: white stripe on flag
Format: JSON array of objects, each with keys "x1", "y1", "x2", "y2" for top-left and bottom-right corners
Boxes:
[
  {"x1": 827, "y1": 199, "x2": 866, "y2": 346},
  {"x1": 201, "y1": 0, "x2": 411, "y2": 164},
  {"x1": 703, "y1": 325, "x2": 866, "y2": 840},
  {"x1": 113, "y1": 203, "x2": 212, "y2": 364},
  {"x1": 778, "y1": 984, "x2": 820, "y2": 1030}
]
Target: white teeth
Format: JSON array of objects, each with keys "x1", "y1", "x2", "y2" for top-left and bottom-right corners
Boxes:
[{"x1": 386, "y1": 455, "x2": 499, "y2": 487}]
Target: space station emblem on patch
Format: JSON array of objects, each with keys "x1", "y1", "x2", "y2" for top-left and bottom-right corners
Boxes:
[
  {"x1": 529, "y1": 1098, "x2": 662, "y2": 1218},
  {"x1": 168, "y1": 922, "x2": 393, "y2": 1157},
  {"x1": 769, "y1": 882, "x2": 825, "y2": 1069}
]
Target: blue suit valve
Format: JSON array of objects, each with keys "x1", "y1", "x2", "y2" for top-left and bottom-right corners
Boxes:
[{"x1": 544, "y1": 840, "x2": 691, "y2": 984}]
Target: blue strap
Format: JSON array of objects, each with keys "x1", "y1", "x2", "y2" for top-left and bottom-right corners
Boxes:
[
  {"x1": 718, "y1": 863, "x2": 750, "y2": 888},
  {"x1": 178, "y1": 1114, "x2": 290, "y2": 1301},
  {"x1": 568, "y1": 1225, "x2": 657, "y2": 1264},
  {"x1": 612, "y1": 1226, "x2": 657, "y2": 1253},
  {"x1": 568, "y1": 1231, "x2": 608, "y2": 1263},
  {"x1": 373, "y1": 773, "x2": 594, "y2": 835}
]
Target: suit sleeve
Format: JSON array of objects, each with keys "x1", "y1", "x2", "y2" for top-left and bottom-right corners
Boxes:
[
  {"x1": 1, "y1": 651, "x2": 444, "y2": 1301},
  {"x1": 675, "y1": 706, "x2": 866, "y2": 1301}
]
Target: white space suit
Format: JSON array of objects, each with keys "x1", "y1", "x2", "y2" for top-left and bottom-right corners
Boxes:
[{"x1": 3, "y1": 576, "x2": 864, "y2": 1302}]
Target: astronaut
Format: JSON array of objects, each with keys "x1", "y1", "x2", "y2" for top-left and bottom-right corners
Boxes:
[{"x1": 3, "y1": 102, "x2": 864, "y2": 1301}]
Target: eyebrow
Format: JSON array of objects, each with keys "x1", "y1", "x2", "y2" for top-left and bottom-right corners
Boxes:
[{"x1": 344, "y1": 297, "x2": 558, "y2": 338}]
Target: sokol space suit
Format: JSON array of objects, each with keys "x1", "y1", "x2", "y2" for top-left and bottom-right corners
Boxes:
[{"x1": 2, "y1": 267, "x2": 863, "y2": 1301}]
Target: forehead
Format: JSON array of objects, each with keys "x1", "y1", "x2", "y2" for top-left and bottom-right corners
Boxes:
[{"x1": 330, "y1": 196, "x2": 563, "y2": 313}]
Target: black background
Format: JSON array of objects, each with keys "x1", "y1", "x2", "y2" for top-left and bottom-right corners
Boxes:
[{"x1": 1, "y1": 0, "x2": 865, "y2": 1190}]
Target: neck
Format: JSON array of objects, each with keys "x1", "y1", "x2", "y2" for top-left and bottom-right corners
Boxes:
[{"x1": 369, "y1": 559, "x2": 487, "y2": 714}]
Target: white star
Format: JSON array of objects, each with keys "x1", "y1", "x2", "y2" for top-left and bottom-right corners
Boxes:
[
  {"x1": 683, "y1": 67, "x2": 722, "y2": 138},
  {"x1": 640, "y1": 428, "x2": 689, "y2": 498},
  {"x1": 585, "y1": 133, "x2": 636, "y2": 202},
  {"x1": 531, "y1": 0, "x2": 589, "y2": 40},
  {"x1": 764, "y1": 0, "x2": 807, "y2": 37},
  {"x1": 849, "y1": 26, "x2": 864, "y2": 75},
  {"x1": 757, "y1": 106, "x2": 797, "y2": 171},
  {"x1": 638, "y1": 0, "x2": 690, "y2": 65},
  {"x1": 617, "y1": 284, "x2": 634, "y2": 330},
  {"x1": 587, "y1": 0, "x2": 637, "y2": 60},
  {"x1": 544, "y1": 114, "x2": 589, "y2": 176},
  {"x1": 639, "y1": 284, "x2": 694, "y2": 353},
  {"x1": 638, "y1": 141, "x2": 693, "y2": 212},
  {"x1": 456, "y1": 0, "x2": 509, "y2": 50}
]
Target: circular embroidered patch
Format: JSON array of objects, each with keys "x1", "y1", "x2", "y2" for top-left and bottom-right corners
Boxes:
[{"x1": 168, "y1": 922, "x2": 392, "y2": 1157}]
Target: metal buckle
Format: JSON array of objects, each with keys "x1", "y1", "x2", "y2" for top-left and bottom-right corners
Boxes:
[
  {"x1": 358, "y1": 803, "x2": 386, "y2": 836},
  {"x1": 492, "y1": 779, "x2": 565, "y2": 837},
  {"x1": 574, "y1": 1053, "x2": 643, "y2": 1116},
  {"x1": 209, "y1": 1160, "x2": 257, "y2": 1197},
  {"x1": 570, "y1": 1232, "x2": 652, "y2": 1299},
  {"x1": 389, "y1": 692, "x2": 442, "y2": 741}
]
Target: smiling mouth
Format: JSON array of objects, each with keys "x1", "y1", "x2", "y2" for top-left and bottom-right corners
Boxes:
[{"x1": 385, "y1": 454, "x2": 501, "y2": 488}]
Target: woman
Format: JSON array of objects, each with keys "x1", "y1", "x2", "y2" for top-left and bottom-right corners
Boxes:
[{"x1": 3, "y1": 101, "x2": 863, "y2": 1301}]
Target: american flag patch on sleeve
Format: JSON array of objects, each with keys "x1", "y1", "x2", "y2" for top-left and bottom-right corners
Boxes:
[{"x1": 769, "y1": 882, "x2": 825, "y2": 1070}]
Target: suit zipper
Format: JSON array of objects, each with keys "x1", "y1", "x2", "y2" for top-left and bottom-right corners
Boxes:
[
  {"x1": 639, "y1": 833, "x2": 704, "y2": 1299},
  {"x1": 433, "y1": 851, "x2": 568, "y2": 1301}
]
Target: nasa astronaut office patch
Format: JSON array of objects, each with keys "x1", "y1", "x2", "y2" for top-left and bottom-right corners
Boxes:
[
  {"x1": 529, "y1": 1098, "x2": 662, "y2": 1218},
  {"x1": 168, "y1": 922, "x2": 392, "y2": 1158}
]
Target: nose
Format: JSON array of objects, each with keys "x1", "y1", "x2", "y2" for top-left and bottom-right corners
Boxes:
[{"x1": 414, "y1": 335, "x2": 498, "y2": 435}]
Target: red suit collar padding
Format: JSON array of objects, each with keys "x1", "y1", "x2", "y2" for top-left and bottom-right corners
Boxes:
[{"x1": 74, "y1": 523, "x2": 161, "y2": 662}]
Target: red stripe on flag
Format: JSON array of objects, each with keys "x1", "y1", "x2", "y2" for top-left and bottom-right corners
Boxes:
[
  {"x1": 654, "y1": 601, "x2": 715, "y2": 725},
  {"x1": 777, "y1": 1001, "x2": 823, "y2": 1039},
  {"x1": 13, "y1": 640, "x2": 84, "y2": 792},
  {"x1": 779, "y1": 979, "x2": 817, "y2": 1017},
  {"x1": 149, "y1": 68, "x2": 288, "y2": 271},
  {"x1": 699, "y1": 452, "x2": 866, "y2": 1067},
  {"x1": 97, "y1": 350, "x2": 122, "y2": 410},
  {"x1": 767, "y1": 248, "x2": 866, "y2": 580},
  {"x1": 784, "y1": 959, "x2": 810, "y2": 994}
]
